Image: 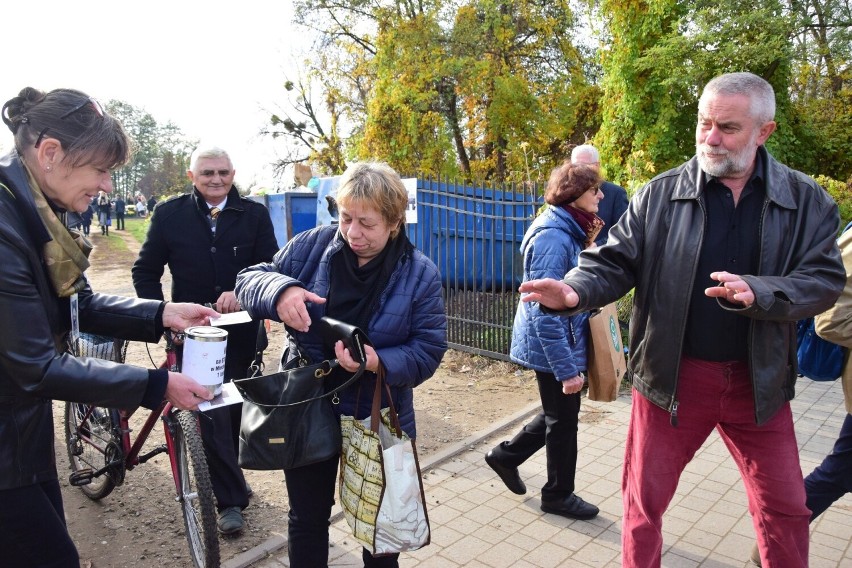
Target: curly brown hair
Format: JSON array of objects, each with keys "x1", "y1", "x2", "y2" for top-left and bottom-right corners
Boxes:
[{"x1": 543, "y1": 161, "x2": 601, "y2": 206}]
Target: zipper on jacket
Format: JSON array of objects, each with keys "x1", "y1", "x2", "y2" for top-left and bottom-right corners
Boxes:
[
  {"x1": 669, "y1": 196, "x2": 707, "y2": 425},
  {"x1": 670, "y1": 400, "x2": 679, "y2": 427}
]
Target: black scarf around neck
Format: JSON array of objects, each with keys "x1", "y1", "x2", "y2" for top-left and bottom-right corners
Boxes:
[{"x1": 327, "y1": 228, "x2": 410, "y2": 332}]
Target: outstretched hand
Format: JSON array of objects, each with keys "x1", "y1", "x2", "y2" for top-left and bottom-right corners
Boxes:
[
  {"x1": 705, "y1": 271, "x2": 754, "y2": 308},
  {"x1": 518, "y1": 278, "x2": 579, "y2": 310},
  {"x1": 162, "y1": 302, "x2": 220, "y2": 331},
  {"x1": 165, "y1": 372, "x2": 213, "y2": 410},
  {"x1": 275, "y1": 286, "x2": 327, "y2": 332}
]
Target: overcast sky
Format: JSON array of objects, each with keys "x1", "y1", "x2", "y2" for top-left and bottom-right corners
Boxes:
[{"x1": 2, "y1": 1, "x2": 303, "y2": 188}]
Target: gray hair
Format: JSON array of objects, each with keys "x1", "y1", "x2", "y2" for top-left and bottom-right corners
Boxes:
[
  {"x1": 571, "y1": 144, "x2": 600, "y2": 165},
  {"x1": 189, "y1": 145, "x2": 233, "y2": 172},
  {"x1": 699, "y1": 72, "x2": 776, "y2": 124}
]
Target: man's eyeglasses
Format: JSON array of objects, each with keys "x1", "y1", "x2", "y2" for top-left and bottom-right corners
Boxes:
[
  {"x1": 35, "y1": 98, "x2": 105, "y2": 148},
  {"x1": 199, "y1": 169, "x2": 234, "y2": 177}
]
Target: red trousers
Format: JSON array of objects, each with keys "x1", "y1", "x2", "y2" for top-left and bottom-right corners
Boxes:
[{"x1": 621, "y1": 357, "x2": 810, "y2": 567}]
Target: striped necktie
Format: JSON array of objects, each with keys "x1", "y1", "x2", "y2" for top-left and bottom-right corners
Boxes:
[{"x1": 210, "y1": 207, "x2": 221, "y2": 219}]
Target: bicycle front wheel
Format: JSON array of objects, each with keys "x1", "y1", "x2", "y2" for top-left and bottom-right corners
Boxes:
[
  {"x1": 171, "y1": 409, "x2": 219, "y2": 568},
  {"x1": 64, "y1": 402, "x2": 121, "y2": 500}
]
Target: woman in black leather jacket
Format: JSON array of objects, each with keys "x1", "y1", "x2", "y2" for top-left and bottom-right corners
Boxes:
[{"x1": 0, "y1": 87, "x2": 218, "y2": 568}]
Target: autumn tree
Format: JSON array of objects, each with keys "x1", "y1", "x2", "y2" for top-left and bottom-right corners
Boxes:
[
  {"x1": 784, "y1": 0, "x2": 852, "y2": 179},
  {"x1": 287, "y1": 0, "x2": 598, "y2": 183},
  {"x1": 107, "y1": 101, "x2": 195, "y2": 201},
  {"x1": 592, "y1": 0, "x2": 852, "y2": 187},
  {"x1": 263, "y1": 47, "x2": 367, "y2": 177},
  {"x1": 284, "y1": 0, "x2": 850, "y2": 187}
]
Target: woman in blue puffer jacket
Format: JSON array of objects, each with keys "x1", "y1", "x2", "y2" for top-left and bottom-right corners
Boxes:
[
  {"x1": 236, "y1": 161, "x2": 447, "y2": 568},
  {"x1": 484, "y1": 161, "x2": 603, "y2": 521}
]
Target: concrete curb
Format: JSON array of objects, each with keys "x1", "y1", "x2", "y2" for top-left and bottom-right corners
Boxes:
[{"x1": 222, "y1": 400, "x2": 542, "y2": 568}]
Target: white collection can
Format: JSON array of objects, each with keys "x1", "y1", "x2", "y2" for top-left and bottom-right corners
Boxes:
[{"x1": 182, "y1": 326, "x2": 228, "y2": 395}]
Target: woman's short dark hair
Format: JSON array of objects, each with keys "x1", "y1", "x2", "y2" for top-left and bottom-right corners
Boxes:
[
  {"x1": 1, "y1": 87, "x2": 131, "y2": 170},
  {"x1": 544, "y1": 161, "x2": 601, "y2": 206}
]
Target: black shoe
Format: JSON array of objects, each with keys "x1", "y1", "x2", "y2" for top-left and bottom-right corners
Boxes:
[
  {"x1": 485, "y1": 450, "x2": 526, "y2": 495},
  {"x1": 217, "y1": 506, "x2": 245, "y2": 535},
  {"x1": 540, "y1": 494, "x2": 599, "y2": 520}
]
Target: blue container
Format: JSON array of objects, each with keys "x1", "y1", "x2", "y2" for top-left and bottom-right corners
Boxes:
[
  {"x1": 265, "y1": 192, "x2": 320, "y2": 248},
  {"x1": 410, "y1": 180, "x2": 539, "y2": 291}
]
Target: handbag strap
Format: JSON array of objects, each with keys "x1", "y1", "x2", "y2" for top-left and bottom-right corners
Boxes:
[
  {"x1": 247, "y1": 320, "x2": 269, "y2": 377},
  {"x1": 370, "y1": 365, "x2": 403, "y2": 435},
  {"x1": 234, "y1": 357, "x2": 367, "y2": 408},
  {"x1": 234, "y1": 317, "x2": 371, "y2": 408}
]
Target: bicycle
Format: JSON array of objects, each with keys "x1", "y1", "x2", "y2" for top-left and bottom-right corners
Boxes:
[{"x1": 64, "y1": 331, "x2": 220, "y2": 568}]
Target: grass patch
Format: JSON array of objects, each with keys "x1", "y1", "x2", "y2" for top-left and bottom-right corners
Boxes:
[
  {"x1": 125, "y1": 216, "x2": 149, "y2": 244},
  {"x1": 104, "y1": 231, "x2": 129, "y2": 252}
]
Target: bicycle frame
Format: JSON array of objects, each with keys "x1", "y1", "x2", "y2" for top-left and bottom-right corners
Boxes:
[
  {"x1": 65, "y1": 330, "x2": 219, "y2": 568},
  {"x1": 69, "y1": 335, "x2": 182, "y2": 485}
]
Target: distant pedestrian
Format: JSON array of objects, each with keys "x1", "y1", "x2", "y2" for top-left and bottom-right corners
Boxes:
[
  {"x1": 114, "y1": 195, "x2": 126, "y2": 230},
  {"x1": 135, "y1": 195, "x2": 147, "y2": 218},
  {"x1": 80, "y1": 201, "x2": 94, "y2": 236},
  {"x1": 96, "y1": 190, "x2": 111, "y2": 235},
  {"x1": 147, "y1": 194, "x2": 157, "y2": 213}
]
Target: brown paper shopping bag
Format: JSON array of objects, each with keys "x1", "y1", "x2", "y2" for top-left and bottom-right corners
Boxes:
[{"x1": 586, "y1": 302, "x2": 626, "y2": 401}]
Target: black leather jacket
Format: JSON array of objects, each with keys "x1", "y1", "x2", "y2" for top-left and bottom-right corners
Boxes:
[
  {"x1": 0, "y1": 152, "x2": 165, "y2": 490},
  {"x1": 564, "y1": 148, "x2": 845, "y2": 424}
]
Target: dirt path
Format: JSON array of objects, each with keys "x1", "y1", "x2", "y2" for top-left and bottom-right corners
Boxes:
[{"x1": 57, "y1": 226, "x2": 538, "y2": 567}]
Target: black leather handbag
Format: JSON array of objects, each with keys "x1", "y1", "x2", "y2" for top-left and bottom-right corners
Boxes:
[{"x1": 234, "y1": 316, "x2": 371, "y2": 470}]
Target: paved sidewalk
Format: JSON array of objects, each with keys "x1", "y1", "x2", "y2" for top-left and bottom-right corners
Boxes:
[{"x1": 231, "y1": 379, "x2": 852, "y2": 567}]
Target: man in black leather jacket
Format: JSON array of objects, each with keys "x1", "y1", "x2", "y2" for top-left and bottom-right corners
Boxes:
[
  {"x1": 132, "y1": 145, "x2": 279, "y2": 535},
  {"x1": 519, "y1": 72, "x2": 845, "y2": 567}
]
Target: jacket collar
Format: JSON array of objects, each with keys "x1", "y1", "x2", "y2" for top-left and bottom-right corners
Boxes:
[
  {"x1": 191, "y1": 184, "x2": 244, "y2": 216},
  {"x1": 674, "y1": 146, "x2": 796, "y2": 209},
  {"x1": 0, "y1": 150, "x2": 52, "y2": 246}
]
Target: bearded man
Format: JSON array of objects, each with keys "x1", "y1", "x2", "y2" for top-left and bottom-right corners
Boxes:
[{"x1": 518, "y1": 72, "x2": 845, "y2": 568}]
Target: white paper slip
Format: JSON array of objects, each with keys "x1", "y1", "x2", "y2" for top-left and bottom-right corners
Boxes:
[
  {"x1": 198, "y1": 381, "x2": 244, "y2": 412},
  {"x1": 209, "y1": 310, "x2": 253, "y2": 326}
]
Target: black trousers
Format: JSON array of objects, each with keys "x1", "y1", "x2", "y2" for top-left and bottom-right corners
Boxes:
[
  {"x1": 199, "y1": 398, "x2": 249, "y2": 511},
  {"x1": 490, "y1": 370, "x2": 581, "y2": 500},
  {"x1": 805, "y1": 412, "x2": 852, "y2": 520},
  {"x1": 285, "y1": 456, "x2": 400, "y2": 567},
  {"x1": 115, "y1": 211, "x2": 125, "y2": 230},
  {"x1": 197, "y1": 343, "x2": 253, "y2": 512},
  {"x1": 0, "y1": 479, "x2": 80, "y2": 567}
]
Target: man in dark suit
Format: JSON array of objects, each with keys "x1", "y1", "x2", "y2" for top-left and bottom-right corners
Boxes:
[
  {"x1": 132, "y1": 145, "x2": 279, "y2": 535},
  {"x1": 113, "y1": 195, "x2": 126, "y2": 230},
  {"x1": 571, "y1": 144, "x2": 629, "y2": 246}
]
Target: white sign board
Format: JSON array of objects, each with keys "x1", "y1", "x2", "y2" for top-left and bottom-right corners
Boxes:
[{"x1": 402, "y1": 178, "x2": 418, "y2": 225}]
